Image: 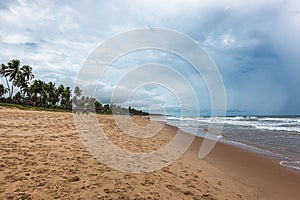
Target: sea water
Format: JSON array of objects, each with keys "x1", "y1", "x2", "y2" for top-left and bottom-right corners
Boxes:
[{"x1": 154, "y1": 116, "x2": 300, "y2": 171}]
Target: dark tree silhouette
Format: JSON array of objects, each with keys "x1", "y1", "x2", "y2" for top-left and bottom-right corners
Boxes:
[
  {"x1": 0, "y1": 64, "x2": 10, "y2": 97},
  {"x1": 1, "y1": 59, "x2": 149, "y2": 115},
  {"x1": 0, "y1": 84, "x2": 8, "y2": 98},
  {"x1": 6, "y1": 59, "x2": 21, "y2": 98}
]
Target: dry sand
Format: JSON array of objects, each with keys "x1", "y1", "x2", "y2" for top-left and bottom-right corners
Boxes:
[{"x1": 0, "y1": 108, "x2": 299, "y2": 199}]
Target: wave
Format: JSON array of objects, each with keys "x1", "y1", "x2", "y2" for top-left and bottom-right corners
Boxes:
[
  {"x1": 164, "y1": 116, "x2": 300, "y2": 133},
  {"x1": 158, "y1": 116, "x2": 300, "y2": 173},
  {"x1": 280, "y1": 161, "x2": 300, "y2": 171},
  {"x1": 258, "y1": 117, "x2": 300, "y2": 123},
  {"x1": 255, "y1": 126, "x2": 300, "y2": 133}
]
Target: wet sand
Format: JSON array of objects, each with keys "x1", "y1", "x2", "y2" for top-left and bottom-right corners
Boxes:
[{"x1": 0, "y1": 108, "x2": 299, "y2": 199}]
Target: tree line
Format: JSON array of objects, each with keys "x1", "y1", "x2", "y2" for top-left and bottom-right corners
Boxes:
[
  {"x1": 73, "y1": 86, "x2": 148, "y2": 115},
  {"x1": 0, "y1": 59, "x2": 149, "y2": 116}
]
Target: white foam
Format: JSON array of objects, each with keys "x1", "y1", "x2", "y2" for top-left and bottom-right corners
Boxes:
[
  {"x1": 254, "y1": 126, "x2": 300, "y2": 133},
  {"x1": 280, "y1": 161, "x2": 300, "y2": 171},
  {"x1": 163, "y1": 116, "x2": 300, "y2": 133},
  {"x1": 217, "y1": 135, "x2": 223, "y2": 139},
  {"x1": 258, "y1": 117, "x2": 300, "y2": 121},
  {"x1": 166, "y1": 116, "x2": 181, "y2": 120}
]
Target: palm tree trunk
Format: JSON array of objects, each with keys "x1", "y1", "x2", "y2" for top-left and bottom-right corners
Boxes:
[
  {"x1": 10, "y1": 85, "x2": 14, "y2": 99},
  {"x1": 4, "y1": 77, "x2": 11, "y2": 97}
]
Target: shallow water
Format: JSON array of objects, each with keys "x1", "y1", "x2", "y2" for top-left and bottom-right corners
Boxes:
[{"x1": 154, "y1": 116, "x2": 300, "y2": 172}]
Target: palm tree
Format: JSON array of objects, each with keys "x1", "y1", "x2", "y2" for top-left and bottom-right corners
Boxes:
[
  {"x1": 3, "y1": 60, "x2": 34, "y2": 100},
  {"x1": 29, "y1": 80, "x2": 40, "y2": 102},
  {"x1": 0, "y1": 84, "x2": 8, "y2": 98},
  {"x1": 57, "y1": 84, "x2": 64, "y2": 95},
  {"x1": 0, "y1": 64, "x2": 11, "y2": 97},
  {"x1": 61, "y1": 86, "x2": 72, "y2": 109},
  {"x1": 74, "y1": 86, "x2": 82, "y2": 98},
  {"x1": 40, "y1": 81, "x2": 48, "y2": 105},
  {"x1": 29, "y1": 79, "x2": 46, "y2": 105},
  {"x1": 20, "y1": 65, "x2": 34, "y2": 82},
  {"x1": 18, "y1": 65, "x2": 34, "y2": 98},
  {"x1": 15, "y1": 73, "x2": 26, "y2": 98},
  {"x1": 13, "y1": 91, "x2": 22, "y2": 101},
  {"x1": 5, "y1": 59, "x2": 21, "y2": 98},
  {"x1": 95, "y1": 101, "x2": 103, "y2": 113},
  {"x1": 46, "y1": 82, "x2": 58, "y2": 106}
]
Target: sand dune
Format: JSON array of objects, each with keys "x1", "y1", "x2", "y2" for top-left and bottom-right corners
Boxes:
[{"x1": 0, "y1": 108, "x2": 299, "y2": 199}]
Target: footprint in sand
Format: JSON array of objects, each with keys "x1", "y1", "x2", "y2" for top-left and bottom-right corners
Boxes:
[
  {"x1": 140, "y1": 177, "x2": 155, "y2": 186},
  {"x1": 165, "y1": 184, "x2": 179, "y2": 191}
]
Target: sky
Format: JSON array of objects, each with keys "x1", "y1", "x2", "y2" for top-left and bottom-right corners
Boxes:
[{"x1": 0, "y1": 0, "x2": 300, "y2": 116}]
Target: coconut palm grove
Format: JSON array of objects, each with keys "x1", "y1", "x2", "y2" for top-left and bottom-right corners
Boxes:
[{"x1": 0, "y1": 59, "x2": 149, "y2": 116}]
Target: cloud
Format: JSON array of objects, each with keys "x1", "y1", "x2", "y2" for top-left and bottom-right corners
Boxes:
[{"x1": 0, "y1": 0, "x2": 299, "y2": 115}]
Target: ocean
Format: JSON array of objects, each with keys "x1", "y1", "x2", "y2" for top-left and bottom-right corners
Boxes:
[{"x1": 154, "y1": 115, "x2": 300, "y2": 172}]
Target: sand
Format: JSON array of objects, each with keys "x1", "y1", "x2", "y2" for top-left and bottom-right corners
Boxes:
[{"x1": 0, "y1": 108, "x2": 299, "y2": 199}]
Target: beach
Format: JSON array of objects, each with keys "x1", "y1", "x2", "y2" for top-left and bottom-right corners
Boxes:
[{"x1": 0, "y1": 108, "x2": 299, "y2": 199}]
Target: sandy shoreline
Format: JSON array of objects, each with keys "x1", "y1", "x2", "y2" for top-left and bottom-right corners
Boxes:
[{"x1": 0, "y1": 108, "x2": 299, "y2": 199}]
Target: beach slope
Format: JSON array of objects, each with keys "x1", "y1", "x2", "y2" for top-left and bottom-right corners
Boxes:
[{"x1": 0, "y1": 108, "x2": 299, "y2": 199}]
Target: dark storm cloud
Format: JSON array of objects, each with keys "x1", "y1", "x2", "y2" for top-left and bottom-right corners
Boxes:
[{"x1": 0, "y1": 0, "x2": 299, "y2": 115}]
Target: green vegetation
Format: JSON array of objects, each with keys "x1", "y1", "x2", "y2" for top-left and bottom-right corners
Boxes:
[
  {"x1": 0, "y1": 102, "x2": 71, "y2": 112},
  {"x1": 0, "y1": 59, "x2": 148, "y2": 116},
  {"x1": 72, "y1": 86, "x2": 148, "y2": 115}
]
